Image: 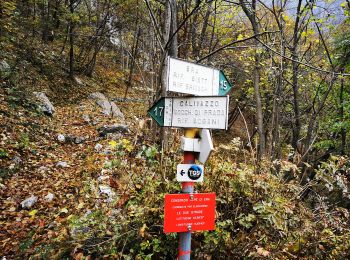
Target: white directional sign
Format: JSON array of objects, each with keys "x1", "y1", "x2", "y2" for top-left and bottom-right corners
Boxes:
[
  {"x1": 177, "y1": 164, "x2": 204, "y2": 182},
  {"x1": 198, "y1": 129, "x2": 214, "y2": 164},
  {"x1": 148, "y1": 96, "x2": 229, "y2": 130},
  {"x1": 167, "y1": 57, "x2": 232, "y2": 96}
]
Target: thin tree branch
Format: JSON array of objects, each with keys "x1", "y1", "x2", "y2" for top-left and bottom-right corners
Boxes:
[
  {"x1": 196, "y1": 30, "x2": 279, "y2": 63},
  {"x1": 309, "y1": 1, "x2": 334, "y2": 70},
  {"x1": 164, "y1": 0, "x2": 203, "y2": 52},
  {"x1": 256, "y1": 38, "x2": 350, "y2": 76},
  {"x1": 144, "y1": 0, "x2": 164, "y2": 52}
]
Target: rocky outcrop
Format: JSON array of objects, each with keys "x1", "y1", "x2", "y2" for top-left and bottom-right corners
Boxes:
[
  {"x1": 0, "y1": 60, "x2": 11, "y2": 77},
  {"x1": 88, "y1": 92, "x2": 125, "y2": 120},
  {"x1": 33, "y1": 92, "x2": 55, "y2": 116}
]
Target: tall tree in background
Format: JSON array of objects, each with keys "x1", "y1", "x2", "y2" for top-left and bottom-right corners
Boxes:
[
  {"x1": 68, "y1": 0, "x2": 79, "y2": 78},
  {"x1": 161, "y1": 0, "x2": 178, "y2": 150},
  {"x1": 239, "y1": 0, "x2": 266, "y2": 158},
  {"x1": 334, "y1": 3, "x2": 350, "y2": 154}
]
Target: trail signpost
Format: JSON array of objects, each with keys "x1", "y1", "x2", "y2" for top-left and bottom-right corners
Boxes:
[
  {"x1": 148, "y1": 96, "x2": 229, "y2": 130},
  {"x1": 148, "y1": 56, "x2": 233, "y2": 259},
  {"x1": 167, "y1": 57, "x2": 233, "y2": 96}
]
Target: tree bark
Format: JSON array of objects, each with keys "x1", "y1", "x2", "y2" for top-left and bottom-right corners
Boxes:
[
  {"x1": 340, "y1": 69, "x2": 346, "y2": 155},
  {"x1": 291, "y1": 0, "x2": 303, "y2": 153},
  {"x1": 124, "y1": 27, "x2": 141, "y2": 99},
  {"x1": 68, "y1": 0, "x2": 75, "y2": 79},
  {"x1": 160, "y1": 0, "x2": 178, "y2": 150},
  {"x1": 303, "y1": 76, "x2": 336, "y2": 160},
  {"x1": 239, "y1": 0, "x2": 266, "y2": 159}
]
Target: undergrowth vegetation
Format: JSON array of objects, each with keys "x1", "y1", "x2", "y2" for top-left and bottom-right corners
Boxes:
[{"x1": 30, "y1": 136, "x2": 349, "y2": 259}]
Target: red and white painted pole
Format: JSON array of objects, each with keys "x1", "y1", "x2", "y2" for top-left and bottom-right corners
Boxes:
[{"x1": 178, "y1": 129, "x2": 197, "y2": 260}]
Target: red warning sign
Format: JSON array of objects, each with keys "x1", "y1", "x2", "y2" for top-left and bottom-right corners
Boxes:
[{"x1": 164, "y1": 193, "x2": 216, "y2": 233}]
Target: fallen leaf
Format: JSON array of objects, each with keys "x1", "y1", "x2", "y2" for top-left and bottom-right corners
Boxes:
[
  {"x1": 39, "y1": 219, "x2": 45, "y2": 228},
  {"x1": 29, "y1": 209, "x2": 38, "y2": 218},
  {"x1": 60, "y1": 208, "x2": 68, "y2": 214},
  {"x1": 256, "y1": 246, "x2": 270, "y2": 257},
  {"x1": 139, "y1": 223, "x2": 147, "y2": 237}
]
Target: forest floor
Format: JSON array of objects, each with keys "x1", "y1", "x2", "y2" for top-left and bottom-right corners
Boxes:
[{"x1": 0, "y1": 53, "x2": 154, "y2": 257}]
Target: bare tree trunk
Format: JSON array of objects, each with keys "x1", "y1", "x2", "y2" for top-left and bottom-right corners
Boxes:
[
  {"x1": 239, "y1": 0, "x2": 265, "y2": 159},
  {"x1": 124, "y1": 27, "x2": 141, "y2": 99},
  {"x1": 190, "y1": 10, "x2": 198, "y2": 58},
  {"x1": 208, "y1": 0, "x2": 217, "y2": 58},
  {"x1": 270, "y1": 14, "x2": 286, "y2": 160},
  {"x1": 196, "y1": 5, "x2": 211, "y2": 58},
  {"x1": 68, "y1": 0, "x2": 75, "y2": 79},
  {"x1": 41, "y1": 0, "x2": 50, "y2": 43},
  {"x1": 340, "y1": 69, "x2": 346, "y2": 155},
  {"x1": 253, "y1": 52, "x2": 265, "y2": 158},
  {"x1": 32, "y1": 0, "x2": 36, "y2": 37},
  {"x1": 161, "y1": 0, "x2": 178, "y2": 150},
  {"x1": 303, "y1": 76, "x2": 336, "y2": 160},
  {"x1": 291, "y1": 0, "x2": 303, "y2": 153}
]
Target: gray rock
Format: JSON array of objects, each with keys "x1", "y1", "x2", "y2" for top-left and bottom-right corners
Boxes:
[
  {"x1": 62, "y1": 135, "x2": 85, "y2": 144},
  {"x1": 64, "y1": 135, "x2": 76, "y2": 143},
  {"x1": 110, "y1": 101, "x2": 125, "y2": 120},
  {"x1": 102, "y1": 149, "x2": 112, "y2": 155},
  {"x1": 48, "y1": 221, "x2": 57, "y2": 229},
  {"x1": 33, "y1": 92, "x2": 55, "y2": 116},
  {"x1": 57, "y1": 134, "x2": 65, "y2": 142},
  {"x1": 98, "y1": 175, "x2": 109, "y2": 182},
  {"x1": 94, "y1": 143, "x2": 103, "y2": 152},
  {"x1": 89, "y1": 92, "x2": 106, "y2": 100},
  {"x1": 97, "y1": 99, "x2": 113, "y2": 116},
  {"x1": 98, "y1": 124, "x2": 129, "y2": 137},
  {"x1": 92, "y1": 119, "x2": 100, "y2": 125},
  {"x1": 44, "y1": 192, "x2": 54, "y2": 202},
  {"x1": 0, "y1": 60, "x2": 11, "y2": 77},
  {"x1": 82, "y1": 114, "x2": 91, "y2": 124},
  {"x1": 56, "y1": 161, "x2": 68, "y2": 168},
  {"x1": 84, "y1": 210, "x2": 93, "y2": 217},
  {"x1": 74, "y1": 76, "x2": 83, "y2": 85},
  {"x1": 74, "y1": 136, "x2": 85, "y2": 144},
  {"x1": 21, "y1": 195, "x2": 38, "y2": 209},
  {"x1": 12, "y1": 156, "x2": 22, "y2": 165},
  {"x1": 99, "y1": 185, "x2": 115, "y2": 202},
  {"x1": 88, "y1": 92, "x2": 124, "y2": 119},
  {"x1": 38, "y1": 166, "x2": 48, "y2": 173}
]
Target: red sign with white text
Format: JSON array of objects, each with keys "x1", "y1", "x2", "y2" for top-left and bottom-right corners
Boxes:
[{"x1": 164, "y1": 193, "x2": 216, "y2": 233}]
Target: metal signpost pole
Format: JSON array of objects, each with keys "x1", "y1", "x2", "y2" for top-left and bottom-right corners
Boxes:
[{"x1": 178, "y1": 128, "x2": 197, "y2": 260}]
